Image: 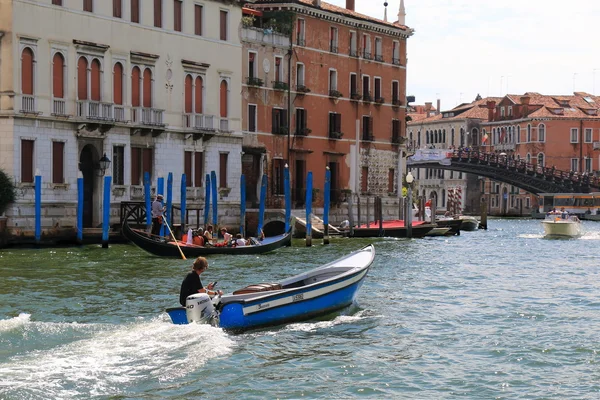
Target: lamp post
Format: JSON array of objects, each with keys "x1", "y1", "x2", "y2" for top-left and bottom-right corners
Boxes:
[
  {"x1": 406, "y1": 171, "x2": 414, "y2": 238},
  {"x1": 96, "y1": 153, "x2": 111, "y2": 177}
]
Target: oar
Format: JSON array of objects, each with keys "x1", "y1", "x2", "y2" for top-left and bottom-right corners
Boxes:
[{"x1": 162, "y1": 213, "x2": 187, "y2": 260}]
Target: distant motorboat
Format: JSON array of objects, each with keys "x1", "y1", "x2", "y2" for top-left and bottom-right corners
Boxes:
[{"x1": 542, "y1": 214, "x2": 583, "y2": 238}]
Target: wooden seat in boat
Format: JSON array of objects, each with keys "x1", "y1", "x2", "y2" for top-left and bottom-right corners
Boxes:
[{"x1": 233, "y1": 283, "x2": 282, "y2": 295}]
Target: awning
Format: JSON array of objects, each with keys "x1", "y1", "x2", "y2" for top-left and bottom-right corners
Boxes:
[{"x1": 242, "y1": 7, "x2": 263, "y2": 17}]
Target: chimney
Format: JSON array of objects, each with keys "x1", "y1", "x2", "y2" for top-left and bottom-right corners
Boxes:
[
  {"x1": 436, "y1": 99, "x2": 441, "y2": 115},
  {"x1": 425, "y1": 102, "x2": 432, "y2": 118},
  {"x1": 312, "y1": 0, "x2": 321, "y2": 7},
  {"x1": 520, "y1": 96, "x2": 530, "y2": 116},
  {"x1": 520, "y1": 96, "x2": 530, "y2": 105},
  {"x1": 486, "y1": 101, "x2": 496, "y2": 121},
  {"x1": 346, "y1": 0, "x2": 355, "y2": 11}
]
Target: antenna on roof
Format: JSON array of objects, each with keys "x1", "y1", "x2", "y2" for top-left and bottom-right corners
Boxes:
[{"x1": 384, "y1": 2, "x2": 388, "y2": 22}]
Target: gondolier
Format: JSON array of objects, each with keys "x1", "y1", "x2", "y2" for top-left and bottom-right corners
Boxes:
[{"x1": 151, "y1": 194, "x2": 166, "y2": 236}]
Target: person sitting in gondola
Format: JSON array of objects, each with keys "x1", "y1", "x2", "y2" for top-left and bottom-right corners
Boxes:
[
  {"x1": 179, "y1": 257, "x2": 222, "y2": 307},
  {"x1": 220, "y1": 227, "x2": 233, "y2": 245},
  {"x1": 203, "y1": 225, "x2": 214, "y2": 245},
  {"x1": 233, "y1": 233, "x2": 247, "y2": 247},
  {"x1": 182, "y1": 229, "x2": 204, "y2": 246}
]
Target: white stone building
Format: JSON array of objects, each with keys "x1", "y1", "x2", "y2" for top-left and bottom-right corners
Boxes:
[{"x1": 0, "y1": 0, "x2": 245, "y2": 235}]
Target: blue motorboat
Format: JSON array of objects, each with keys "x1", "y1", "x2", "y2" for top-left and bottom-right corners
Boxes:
[{"x1": 166, "y1": 245, "x2": 375, "y2": 332}]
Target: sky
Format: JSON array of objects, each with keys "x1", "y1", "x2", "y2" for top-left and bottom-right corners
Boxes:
[{"x1": 327, "y1": 0, "x2": 600, "y2": 110}]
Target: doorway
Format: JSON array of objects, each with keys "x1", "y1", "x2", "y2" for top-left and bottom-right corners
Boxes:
[
  {"x1": 294, "y1": 159, "x2": 306, "y2": 207},
  {"x1": 79, "y1": 145, "x2": 97, "y2": 227}
]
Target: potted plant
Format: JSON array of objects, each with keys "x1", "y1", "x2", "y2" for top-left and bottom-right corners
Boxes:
[
  {"x1": 219, "y1": 187, "x2": 231, "y2": 199},
  {"x1": 329, "y1": 89, "x2": 343, "y2": 98},
  {"x1": 296, "y1": 85, "x2": 311, "y2": 94}
]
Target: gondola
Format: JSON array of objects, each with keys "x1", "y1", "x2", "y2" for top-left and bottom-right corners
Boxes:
[
  {"x1": 122, "y1": 218, "x2": 292, "y2": 257},
  {"x1": 346, "y1": 220, "x2": 435, "y2": 238},
  {"x1": 166, "y1": 245, "x2": 374, "y2": 332}
]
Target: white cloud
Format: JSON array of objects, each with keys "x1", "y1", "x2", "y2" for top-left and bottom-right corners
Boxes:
[{"x1": 326, "y1": 0, "x2": 600, "y2": 109}]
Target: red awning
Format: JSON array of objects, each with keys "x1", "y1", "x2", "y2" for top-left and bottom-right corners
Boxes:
[{"x1": 242, "y1": 7, "x2": 263, "y2": 17}]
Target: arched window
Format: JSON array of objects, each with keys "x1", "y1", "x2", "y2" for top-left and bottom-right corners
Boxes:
[
  {"x1": 21, "y1": 47, "x2": 35, "y2": 96},
  {"x1": 77, "y1": 56, "x2": 88, "y2": 100},
  {"x1": 195, "y1": 76, "x2": 203, "y2": 114},
  {"x1": 442, "y1": 129, "x2": 446, "y2": 144},
  {"x1": 517, "y1": 126, "x2": 521, "y2": 143},
  {"x1": 460, "y1": 127, "x2": 465, "y2": 146},
  {"x1": 52, "y1": 53, "x2": 65, "y2": 99},
  {"x1": 113, "y1": 62, "x2": 124, "y2": 105},
  {"x1": 143, "y1": 68, "x2": 152, "y2": 107},
  {"x1": 184, "y1": 74, "x2": 193, "y2": 114},
  {"x1": 90, "y1": 59, "x2": 101, "y2": 101},
  {"x1": 441, "y1": 189, "x2": 446, "y2": 207},
  {"x1": 538, "y1": 123, "x2": 546, "y2": 142},
  {"x1": 220, "y1": 80, "x2": 228, "y2": 118},
  {"x1": 526, "y1": 153, "x2": 531, "y2": 163},
  {"x1": 537, "y1": 153, "x2": 545, "y2": 166},
  {"x1": 131, "y1": 66, "x2": 141, "y2": 107},
  {"x1": 472, "y1": 128, "x2": 479, "y2": 145},
  {"x1": 417, "y1": 131, "x2": 421, "y2": 147},
  {"x1": 426, "y1": 131, "x2": 430, "y2": 144},
  {"x1": 492, "y1": 128, "x2": 496, "y2": 144},
  {"x1": 527, "y1": 124, "x2": 531, "y2": 142},
  {"x1": 451, "y1": 128, "x2": 455, "y2": 147}
]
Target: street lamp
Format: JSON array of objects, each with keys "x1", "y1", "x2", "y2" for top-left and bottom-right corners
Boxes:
[
  {"x1": 406, "y1": 172, "x2": 414, "y2": 238},
  {"x1": 96, "y1": 153, "x2": 111, "y2": 177}
]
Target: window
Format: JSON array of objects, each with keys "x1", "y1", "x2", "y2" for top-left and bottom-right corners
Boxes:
[
  {"x1": 273, "y1": 159, "x2": 285, "y2": 195},
  {"x1": 184, "y1": 152, "x2": 204, "y2": 187},
  {"x1": 83, "y1": 0, "x2": 93, "y2": 12},
  {"x1": 131, "y1": 147, "x2": 153, "y2": 185},
  {"x1": 585, "y1": 128, "x2": 593, "y2": 143},
  {"x1": 184, "y1": 151, "x2": 193, "y2": 187},
  {"x1": 271, "y1": 108, "x2": 287, "y2": 135},
  {"x1": 295, "y1": 108, "x2": 307, "y2": 135},
  {"x1": 90, "y1": 59, "x2": 101, "y2": 101},
  {"x1": 361, "y1": 166, "x2": 368, "y2": 193},
  {"x1": 329, "y1": 27, "x2": 338, "y2": 53},
  {"x1": 296, "y1": 19, "x2": 305, "y2": 45},
  {"x1": 219, "y1": 153, "x2": 228, "y2": 188},
  {"x1": 275, "y1": 56, "x2": 283, "y2": 83},
  {"x1": 248, "y1": 104, "x2": 257, "y2": 132},
  {"x1": 248, "y1": 52, "x2": 257, "y2": 79},
  {"x1": 537, "y1": 153, "x2": 545, "y2": 167},
  {"x1": 131, "y1": 66, "x2": 141, "y2": 107},
  {"x1": 154, "y1": 0, "x2": 163, "y2": 27},
  {"x1": 174, "y1": 0, "x2": 182, "y2": 32},
  {"x1": 112, "y1": 146, "x2": 124, "y2": 185},
  {"x1": 329, "y1": 69, "x2": 337, "y2": 92},
  {"x1": 392, "y1": 119, "x2": 401, "y2": 141},
  {"x1": 500, "y1": 107, "x2": 505, "y2": 117},
  {"x1": 516, "y1": 126, "x2": 521, "y2": 143},
  {"x1": 195, "y1": 76, "x2": 203, "y2": 114},
  {"x1": 349, "y1": 31, "x2": 357, "y2": 56},
  {"x1": 374, "y1": 77, "x2": 381, "y2": 100},
  {"x1": 527, "y1": 124, "x2": 531, "y2": 142},
  {"x1": 362, "y1": 116, "x2": 373, "y2": 141},
  {"x1": 570, "y1": 128, "x2": 579, "y2": 143},
  {"x1": 195, "y1": 152, "x2": 204, "y2": 187},
  {"x1": 571, "y1": 158, "x2": 579, "y2": 172},
  {"x1": 362, "y1": 75, "x2": 370, "y2": 99},
  {"x1": 328, "y1": 112, "x2": 342, "y2": 137},
  {"x1": 77, "y1": 57, "x2": 88, "y2": 100},
  {"x1": 21, "y1": 47, "x2": 34, "y2": 100},
  {"x1": 537, "y1": 123, "x2": 545, "y2": 142},
  {"x1": 296, "y1": 63, "x2": 305, "y2": 88},
  {"x1": 388, "y1": 169, "x2": 395, "y2": 193},
  {"x1": 362, "y1": 34, "x2": 371, "y2": 59},
  {"x1": 350, "y1": 73, "x2": 358, "y2": 97},
  {"x1": 143, "y1": 68, "x2": 153, "y2": 107},
  {"x1": 585, "y1": 157, "x2": 592, "y2": 173},
  {"x1": 220, "y1": 10, "x2": 228, "y2": 41},
  {"x1": 392, "y1": 41, "x2": 400, "y2": 64},
  {"x1": 374, "y1": 37, "x2": 383, "y2": 61},
  {"x1": 184, "y1": 75, "x2": 193, "y2": 116},
  {"x1": 131, "y1": 0, "x2": 140, "y2": 23},
  {"x1": 113, "y1": 62, "x2": 124, "y2": 106},
  {"x1": 113, "y1": 0, "x2": 122, "y2": 18},
  {"x1": 21, "y1": 139, "x2": 34, "y2": 183},
  {"x1": 52, "y1": 0, "x2": 62, "y2": 5},
  {"x1": 220, "y1": 80, "x2": 228, "y2": 118},
  {"x1": 508, "y1": 106, "x2": 513, "y2": 116},
  {"x1": 194, "y1": 4, "x2": 203, "y2": 35},
  {"x1": 52, "y1": 53, "x2": 65, "y2": 99},
  {"x1": 392, "y1": 81, "x2": 399, "y2": 104}
]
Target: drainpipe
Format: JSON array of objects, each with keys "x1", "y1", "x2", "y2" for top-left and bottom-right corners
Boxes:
[{"x1": 580, "y1": 120, "x2": 584, "y2": 173}]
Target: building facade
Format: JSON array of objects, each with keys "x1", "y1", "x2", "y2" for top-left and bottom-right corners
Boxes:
[
  {"x1": 0, "y1": 0, "x2": 245, "y2": 235},
  {"x1": 241, "y1": 0, "x2": 413, "y2": 213}
]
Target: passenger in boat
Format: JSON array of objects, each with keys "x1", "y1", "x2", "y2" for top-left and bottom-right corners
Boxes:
[
  {"x1": 151, "y1": 194, "x2": 166, "y2": 236},
  {"x1": 234, "y1": 233, "x2": 247, "y2": 247},
  {"x1": 220, "y1": 227, "x2": 233, "y2": 244},
  {"x1": 560, "y1": 207, "x2": 569, "y2": 219},
  {"x1": 179, "y1": 256, "x2": 222, "y2": 306},
  {"x1": 203, "y1": 225, "x2": 214, "y2": 245}
]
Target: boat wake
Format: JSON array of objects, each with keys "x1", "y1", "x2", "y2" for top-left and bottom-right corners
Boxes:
[
  {"x1": 282, "y1": 309, "x2": 371, "y2": 332},
  {"x1": 0, "y1": 314, "x2": 234, "y2": 399}
]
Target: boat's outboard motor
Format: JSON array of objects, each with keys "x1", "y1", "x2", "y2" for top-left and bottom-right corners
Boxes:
[{"x1": 186, "y1": 293, "x2": 216, "y2": 324}]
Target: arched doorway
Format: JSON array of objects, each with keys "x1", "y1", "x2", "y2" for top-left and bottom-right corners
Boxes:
[{"x1": 79, "y1": 145, "x2": 98, "y2": 227}]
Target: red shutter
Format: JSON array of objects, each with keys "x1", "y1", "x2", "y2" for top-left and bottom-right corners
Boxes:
[
  {"x1": 52, "y1": 0, "x2": 62, "y2": 5},
  {"x1": 220, "y1": 10, "x2": 227, "y2": 40},
  {"x1": 21, "y1": 140, "x2": 34, "y2": 183},
  {"x1": 184, "y1": 75, "x2": 193, "y2": 113},
  {"x1": 219, "y1": 153, "x2": 228, "y2": 187},
  {"x1": 113, "y1": 0, "x2": 122, "y2": 17},
  {"x1": 219, "y1": 80, "x2": 228, "y2": 118},
  {"x1": 131, "y1": 0, "x2": 139, "y2": 23},
  {"x1": 142, "y1": 148, "x2": 153, "y2": 181},
  {"x1": 194, "y1": 5, "x2": 202, "y2": 35},
  {"x1": 131, "y1": 147, "x2": 140, "y2": 185},
  {"x1": 174, "y1": 0, "x2": 182, "y2": 32},
  {"x1": 113, "y1": 62, "x2": 123, "y2": 105},
  {"x1": 21, "y1": 48, "x2": 34, "y2": 95},
  {"x1": 194, "y1": 152, "x2": 203, "y2": 187},
  {"x1": 194, "y1": 76, "x2": 203, "y2": 113},
  {"x1": 77, "y1": 57, "x2": 88, "y2": 100},
  {"x1": 143, "y1": 68, "x2": 152, "y2": 108},
  {"x1": 361, "y1": 167, "x2": 368, "y2": 192},
  {"x1": 52, "y1": 53, "x2": 64, "y2": 98},
  {"x1": 154, "y1": 0, "x2": 162, "y2": 27},
  {"x1": 184, "y1": 151, "x2": 192, "y2": 187},
  {"x1": 52, "y1": 141, "x2": 64, "y2": 184},
  {"x1": 131, "y1": 66, "x2": 140, "y2": 107},
  {"x1": 83, "y1": 0, "x2": 93, "y2": 12},
  {"x1": 90, "y1": 59, "x2": 101, "y2": 101}
]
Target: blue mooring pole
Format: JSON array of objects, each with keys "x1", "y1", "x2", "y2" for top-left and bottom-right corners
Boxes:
[
  {"x1": 77, "y1": 172, "x2": 83, "y2": 244},
  {"x1": 211, "y1": 171, "x2": 218, "y2": 228},
  {"x1": 181, "y1": 173, "x2": 187, "y2": 230},
  {"x1": 102, "y1": 175, "x2": 111, "y2": 248},
  {"x1": 166, "y1": 172, "x2": 173, "y2": 233},
  {"x1": 323, "y1": 167, "x2": 331, "y2": 245},
  {"x1": 157, "y1": 175, "x2": 165, "y2": 236},
  {"x1": 257, "y1": 174, "x2": 267, "y2": 237},
  {"x1": 144, "y1": 172, "x2": 151, "y2": 231},
  {"x1": 305, "y1": 171, "x2": 313, "y2": 247},
  {"x1": 34, "y1": 170, "x2": 41, "y2": 245},
  {"x1": 204, "y1": 173, "x2": 210, "y2": 227},
  {"x1": 240, "y1": 174, "x2": 246, "y2": 238},
  {"x1": 284, "y1": 164, "x2": 291, "y2": 234}
]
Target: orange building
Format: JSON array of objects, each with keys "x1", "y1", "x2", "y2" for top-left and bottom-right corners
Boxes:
[
  {"x1": 482, "y1": 92, "x2": 600, "y2": 214},
  {"x1": 241, "y1": 0, "x2": 413, "y2": 211}
]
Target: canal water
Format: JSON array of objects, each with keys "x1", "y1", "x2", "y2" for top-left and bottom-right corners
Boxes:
[{"x1": 2, "y1": 219, "x2": 600, "y2": 399}]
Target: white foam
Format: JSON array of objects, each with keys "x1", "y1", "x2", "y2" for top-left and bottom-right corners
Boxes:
[
  {"x1": 0, "y1": 316, "x2": 234, "y2": 398},
  {"x1": 282, "y1": 310, "x2": 369, "y2": 333},
  {"x1": 0, "y1": 313, "x2": 31, "y2": 333}
]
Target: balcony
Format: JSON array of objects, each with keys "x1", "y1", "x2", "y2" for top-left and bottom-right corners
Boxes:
[
  {"x1": 330, "y1": 44, "x2": 338, "y2": 53},
  {"x1": 374, "y1": 54, "x2": 384, "y2": 62},
  {"x1": 392, "y1": 98, "x2": 403, "y2": 107},
  {"x1": 363, "y1": 51, "x2": 372, "y2": 60},
  {"x1": 113, "y1": 106, "x2": 127, "y2": 122},
  {"x1": 273, "y1": 81, "x2": 289, "y2": 91},
  {"x1": 19, "y1": 95, "x2": 38, "y2": 115},
  {"x1": 52, "y1": 98, "x2": 69, "y2": 117},
  {"x1": 296, "y1": 85, "x2": 311, "y2": 95},
  {"x1": 246, "y1": 76, "x2": 264, "y2": 87},
  {"x1": 362, "y1": 92, "x2": 373, "y2": 102},
  {"x1": 392, "y1": 135, "x2": 405, "y2": 145},
  {"x1": 219, "y1": 118, "x2": 230, "y2": 132},
  {"x1": 350, "y1": 92, "x2": 361, "y2": 101},
  {"x1": 329, "y1": 131, "x2": 343, "y2": 140},
  {"x1": 349, "y1": 48, "x2": 358, "y2": 57},
  {"x1": 131, "y1": 107, "x2": 165, "y2": 127},
  {"x1": 183, "y1": 113, "x2": 217, "y2": 131},
  {"x1": 375, "y1": 97, "x2": 385, "y2": 105},
  {"x1": 242, "y1": 27, "x2": 290, "y2": 47},
  {"x1": 272, "y1": 126, "x2": 288, "y2": 136},
  {"x1": 77, "y1": 100, "x2": 113, "y2": 120},
  {"x1": 329, "y1": 89, "x2": 343, "y2": 99}
]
